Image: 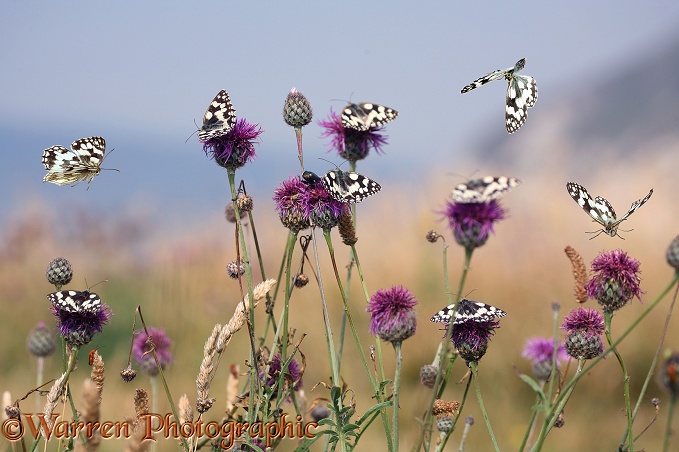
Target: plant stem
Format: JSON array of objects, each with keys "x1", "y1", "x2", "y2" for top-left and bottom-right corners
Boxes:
[
  {"x1": 470, "y1": 362, "x2": 500, "y2": 451},
  {"x1": 392, "y1": 341, "x2": 403, "y2": 452}
]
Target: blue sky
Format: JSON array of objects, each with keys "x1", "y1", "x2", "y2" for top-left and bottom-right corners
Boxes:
[{"x1": 1, "y1": 2, "x2": 678, "y2": 226}]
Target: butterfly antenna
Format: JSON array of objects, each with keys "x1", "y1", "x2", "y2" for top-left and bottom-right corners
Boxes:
[
  {"x1": 185, "y1": 120, "x2": 200, "y2": 143},
  {"x1": 586, "y1": 230, "x2": 605, "y2": 240},
  {"x1": 318, "y1": 157, "x2": 348, "y2": 169},
  {"x1": 85, "y1": 279, "x2": 109, "y2": 291},
  {"x1": 100, "y1": 148, "x2": 120, "y2": 172}
]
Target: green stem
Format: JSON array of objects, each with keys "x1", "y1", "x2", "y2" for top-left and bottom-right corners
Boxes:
[
  {"x1": 664, "y1": 392, "x2": 677, "y2": 452},
  {"x1": 604, "y1": 312, "x2": 634, "y2": 451},
  {"x1": 470, "y1": 362, "x2": 500, "y2": 451},
  {"x1": 392, "y1": 342, "x2": 403, "y2": 452}
]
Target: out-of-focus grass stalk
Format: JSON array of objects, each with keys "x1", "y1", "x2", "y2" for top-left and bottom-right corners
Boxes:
[{"x1": 604, "y1": 313, "x2": 634, "y2": 451}]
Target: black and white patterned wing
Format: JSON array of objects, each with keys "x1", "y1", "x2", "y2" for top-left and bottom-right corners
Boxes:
[
  {"x1": 48, "y1": 290, "x2": 102, "y2": 314},
  {"x1": 566, "y1": 182, "x2": 612, "y2": 227},
  {"x1": 505, "y1": 73, "x2": 538, "y2": 133},
  {"x1": 198, "y1": 90, "x2": 237, "y2": 142},
  {"x1": 616, "y1": 189, "x2": 654, "y2": 223},
  {"x1": 322, "y1": 170, "x2": 381, "y2": 203},
  {"x1": 341, "y1": 102, "x2": 398, "y2": 131},
  {"x1": 451, "y1": 176, "x2": 522, "y2": 203},
  {"x1": 42, "y1": 136, "x2": 106, "y2": 186},
  {"x1": 460, "y1": 66, "x2": 511, "y2": 93},
  {"x1": 431, "y1": 298, "x2": 507, "y2": 325}
]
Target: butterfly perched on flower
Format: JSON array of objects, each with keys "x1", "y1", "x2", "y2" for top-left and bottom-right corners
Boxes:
[
  {"x1": 566, "y1": 182, "x2": 653, "y2": 239},
  {"x1": 42, "y1": 136, "x2": 110, "y2": 187},
  {"x1": 461, "y1": 58, "x2": 537, "y2": 133},
  {"x1": 431, "y1": 298, "x2": 507, "y2": 325},
  {"x1": 48, "y1": 290, "x2": 102, "y2": 314},
  {"x1": 197, "y1": 89, "x2": 237, "y2": 142},
  {"x1": 341, "y1": 102, "x2": 398, "y2": 131},
  {"x1": 451, "y1": 176, "x2": 522, "y2": 203},
  {"x1": 303, "y1": 168, "x2": 381, "y2": 203}
]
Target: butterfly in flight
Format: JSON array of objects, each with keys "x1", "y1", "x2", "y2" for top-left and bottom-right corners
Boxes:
[
  {"x1": 47, "y1": 290, "x2": 102, "y2": 315},
  {"x1": 566, "y1": 182, "x2": 653, "y2": 239},
  {"x1": 303, "y1": 168, "x2": 381, "y2": 203},
  {"x1": 197, "y1": 89, "x2": 237, "y2": 142},
  {"x1": 461, "y1": 58, "x2": 537, "y2": 133},
  {"x1": 42, "y1": 136, "x2": 111, "y2": 187},
  {"x1": 341, "y1": 102, "x2": 398, "y2": 131},
  {"x1": 451, "y1": 176, "x2": 522, "y2": 203},
  {"x1": 430, "y1": 298, "x2": 507, "y2": 326}
]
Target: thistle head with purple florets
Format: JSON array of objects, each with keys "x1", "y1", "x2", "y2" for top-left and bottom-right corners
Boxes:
[
  {"x1": 442, "y1": 200, "x2": 506, "y2": 250},
  {"x1": 367, "y1": 285, "x2": 418, "y2": 344},
  {"x1": 202, "y1": 118, "x2": 262, "y2": 170},
  {"x1": 585, "y1": 249, "x2": 642, "y2": 313},
  {"x1": 263, "y1": 353, "x2": 303, "y2": 399},
  {"x1": 561, "y1": 308, "x2": 605, "y2": 360},
  {"x1": 522, "y1": 337, "x2": 568, "y2": 381},
  {"x1": 133, "y1": 327, "x2": 173, "y2": 376},
  {"x1": 273, "y1": 175, "x2": 347, "y2": 232},
  {"x1": 49, "y1": 292, "x2": 112, "y2": 349},
  {"x1": 318, "y1": 110, "x2": 388, "y2": 161},
  {"x1": 450, "y1": 319, "x2": 501, "y2": 365}
]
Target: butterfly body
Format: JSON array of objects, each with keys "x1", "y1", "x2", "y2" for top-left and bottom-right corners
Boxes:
[
  {"x1": 461, "y1": 58, "x2": 537, "y2": 133},
  {"x1": 341, "y1": 102, "x2": 398, "y2": 131},
  {"x1": 566, "y1": 182, "x2": 653, "y2": 238},
  {"x1": 451, "y1": 176, "x2": 522, "y2": 203},
  {"x1": 431, "y1": 298, "x2": 507, "y2": 325},
  {"x1": 304, "y1": 169, "x2": 381, "y2": 203},
  {"x1": 48, "y1": 290, "x2": 102, "y2": 314},
  {"x1": 42, "y1": 136, "x2": 107, "y2": 187},
  {"x1": 198, "y1": 90, "x2": 237, "y2": 142}
]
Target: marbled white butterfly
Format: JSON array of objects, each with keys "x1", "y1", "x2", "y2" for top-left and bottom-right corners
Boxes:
[
  {"x1": 341, "y1": 102, "x2": 398, "y2": 131},
  {"x1": 198, "y1": 90, "x2": 237, "y2": 142},
  {"x1": 303, "y1": 169, "x2": 381, "y2": 203},
  {"x1": 566, "y1": 182, "x2": 653, "y2": 239},
  {"x1": 451, "y1": 176, "x2": 522, "y2": 203},
  {"x1": 430, "y1": 298, "x2": 507, "y2": 325},
  {"x1": 48, "y1": 290, "x2": 102, "y2": 314},
  {"x1": 461, "y1": 58, "x2": 537, "y2": 133},
  {"x1": 42, "y1": 136, "x2": 109, "y2": 187}
]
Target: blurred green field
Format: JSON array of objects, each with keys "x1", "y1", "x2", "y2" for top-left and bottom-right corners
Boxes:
[{"x1": 1, "y1": 176, "x2": 677, "y2": 451}]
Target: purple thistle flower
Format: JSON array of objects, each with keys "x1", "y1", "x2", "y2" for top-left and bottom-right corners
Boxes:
[
  {"x1": 263, "y1": 353, "x2": 303, "y2": 398},
  {"x1": 202, "y1": 118, "x2": 262, "y2": 170},
  {"x1": 367, "y1": 286, "x2": 418, "y2": 344},
  {"x1": 299, "y1": 176, "x2": 348, "y2": 231},
  {"x1": 585, "y1": 249, "x2": 642, "y2": 312},
  {"x1": 450, "y1": 319, "x2": 500, "y2": 364},
  {"x1": 442, "y1": 199, "x2": 506, "y2": 250},
  {"x1": 561, "y1": 308, "x2": 605, "y2": 360},
  {"x1": 522, "y1": 337, "x2": 568, "y2": 381},
  {"x1": 133, "y1": 327, "x2": 173, "y2": 376},
  {"x1": 50, "y1": 301, "x2": 112, "y2": 349},
  {"x1": 273, "y1": 176, "x2": 311, "y2": 233},
  {"x1": 318, "y1": 110, "x2": 388, "y2": 161}
]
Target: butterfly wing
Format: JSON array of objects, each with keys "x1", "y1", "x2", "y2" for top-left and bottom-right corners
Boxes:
[
  {"x1": 505, "y1": 74, "x2": 537, "y2": 133},
  {"x1": 42, "y1": 136, "x2": 106, "y2": 186},
  {"x1": 460, "y1": 67, "x2": 510, "y2": 93},
  {"x1": 615, "y1": 189, "x2": 654, "y2": 224},
  {"x1": 198, "y1": 90, "x2": 237, "y2": 142},
  {"x1": 48, "y1": 290, "x2": 102, "y2": 314},
  {"x1": 341, "y1": 102, "x2": 398, "y2": 131},
  {"x1": 451, "y1": 176, "x2": 522, "y2": 203},
  {"x1": 431, "y1": 299, "x2": 507, "y2": 325},
  {"x1": 566, "y1": 182, "x2": 610, "y2": 225},
  {"x1": 322, "y1": 170, "x2": 381, "y2": 203}
]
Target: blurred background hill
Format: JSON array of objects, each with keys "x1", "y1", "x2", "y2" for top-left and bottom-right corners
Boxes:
[{"x1": 1, "y1": 2, "x2": 679, "y2": 451}]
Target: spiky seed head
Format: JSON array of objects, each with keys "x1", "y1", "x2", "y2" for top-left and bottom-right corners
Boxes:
[
  {"x1": 294, "y1": 274, "x2": 309, "y2": 288},
  {"x1": 426, "y1": 230, "x2": 440, "y2": 243},
  {"x1": 225, "y1": 203, "x2": 245, "y2": 223},
  {"x1": 226, "y1": 261, "x2": 246, "y2": 279},
  {"x1": 436, "y1": 416, "x2": 454, "y2": 433},
  {"x1": 46, "y1": 257, "x2": 73, "y2": 286},
  {"x1": 666, "y1": 235, "x2": 679, "y2": 272},
  {"x1": 283, "y1": 88, "x2": 313, "y2": 128},
  {"x1": 236, "y1": 193, "x2": 253, "y2": 213},
  {"x1": 120, "y1": 365, "x2": 137, "y2": 382}
]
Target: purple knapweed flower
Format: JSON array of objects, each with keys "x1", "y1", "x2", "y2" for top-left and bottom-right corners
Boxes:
[
  {"x1": 299, "y1": 175, "x2": 348, "y2": 230},
  {"x1": 50, "y1": 293, "x2": 112, "y2": 348},
  {"x1": 585, "y1": 249, "x2": 642, "y2": 312},
  {"x1": 522, "y1": 337, "x2": 568, "y2": 381},
  {"x1": 450, "y1": 319, "x2": 501, "y2": 364},
  {"x1": 318, "y1": 110, "x2": 388, "y2": 161},
  {"x1": 367, "y1": 286, "x2": 418, "y2": 344},
  {"x1": 273, "y1": 176, "x2": 312, "y2": 233},
  {"x1": 133, "y1": 327, "x2": 173, "y2": 376},
  {"x1": 263, "y1": 353, "x2": 303, "y2": 398},
  {"x1": 202, "y1": 118, "x2": 262, "y2": 170},
  {"x1": 561, "y1": 308, "x2": 605, "y2": 360},
  {"x1": 442, "y1": 199, "x2": 506, "y2": 250}
]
